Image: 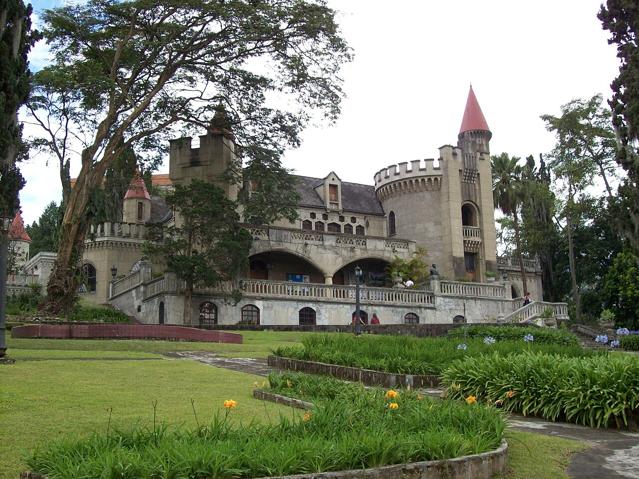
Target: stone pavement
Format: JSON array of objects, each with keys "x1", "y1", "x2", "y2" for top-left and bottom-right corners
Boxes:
[{"x1": 169, "y1": 351, "x2": 639, "y2": 479}]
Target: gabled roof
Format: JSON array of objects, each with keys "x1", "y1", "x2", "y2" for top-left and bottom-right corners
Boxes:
[
  {"x1": 8, "y1": 211, "x2": 31, "y2": 242},
  {"x1": 294, "y1": 175, "x2": 384, "y2": 215},
  {"x1": 124, "y1": 173, "x2": 151, "y2": 200},
  {"x1": 459, "y1": 85, "x2": 490, "y2": 134}
]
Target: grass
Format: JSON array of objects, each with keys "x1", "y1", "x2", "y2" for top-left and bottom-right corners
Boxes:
[
  {"x1": 0, "y1": 350, "x2": 294, "y2": 478},
  {"x1": 7, "y1": 329, "x2": 307, "y2": 358},
  {"x1": 1, "y1": 331, "x2": 591, "y2": 479},
  {"x1": 500, "y1": 431, "x2": 588, "y2": 479}
]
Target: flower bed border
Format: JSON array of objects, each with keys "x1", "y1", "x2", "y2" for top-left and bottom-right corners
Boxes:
[
  {"x1": 21, "y1": 441, "x2": 508, "y2": 479},
  {"x1": 252, "y1": 389, "x2": 314, "y2": 410},
  {"x1": 268, "y1": 356, "x2": 440, "y2": 388}
]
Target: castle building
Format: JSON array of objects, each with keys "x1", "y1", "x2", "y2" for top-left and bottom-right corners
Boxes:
[{"x1": 21, "y1": 87, "x2": 559, "y2": 326}]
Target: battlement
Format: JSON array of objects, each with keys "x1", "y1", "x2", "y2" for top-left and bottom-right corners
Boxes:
[
  {"x1": 87, "y1": 222, "x2": 147, "y2": 241},
  {"x1": 374, "y1": 159, "x2": 444, "y2": 201}
]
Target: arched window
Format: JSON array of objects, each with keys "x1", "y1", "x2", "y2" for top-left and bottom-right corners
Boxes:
[
  {"x1": 299, "y1": 307, "x2": 316, "y2": 325},
  {"x1": 453, "y1": 315, "x2": 467, "y2": 324},
  {"x1": 82, "y1": 263, "x2": 97, "y2": 292},
  {"x1": 404, "y1": 312, "x2": 419, "y2": 324},
  {"x1": 327, "y1": 222, "x2": 341, "y2": 233},
  {"x1": 199, "y1": 302, "x2": 218, "y2": 327},
  {"x1": 461, "y1": 204, "x2": 478, "y2": 226},
  {"x1": 344, "y1": 224, "x2": 353, "y2": 234},
  {"x1": 388, "y1": 211, "x2": 396, "y2": 236},
  {"x1": 355, "y1": 225, "x2": 365, "y2": 235},
  {"x1": 315, "y1": 221, "x2": 325, "y2": 232},
  {"x1": 302, "y1": 220, "x2": 313, "y2": 230},
  {"x1": 241, "y1": 304, "x2": 260, "y2": 325}
]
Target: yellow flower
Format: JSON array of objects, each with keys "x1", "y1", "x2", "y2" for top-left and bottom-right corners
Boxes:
[
  {"x1": 303, "y1": 412, "x2": 312, "y2": 422},
  {"x1": 506, "y1": 390, "x2": 516, "y2": 398},
  {"x1": 389, "y1": 402, "x2": 399, "y2": 410},
  {"x1": 385, "y1": 389, "x2": 399, "y2": 400},
  {"x1": 465, "y1": 395, "x2": 477, "y2": 405},
  {"x1": 223, "y1": 399, "x2": 238, "y2": 409},
  {"x1": 451, "y1": 383, "x2": 461, "y2": 391},
  {"x1": 253, "y1": 381, "x2": 259, "y2": 388},
  {"x1": 417, "y1": 394, "x2": 425, "y2": 401},
  {"x1": 286, "y1": 379, "x2": 293, "y2": 388}
]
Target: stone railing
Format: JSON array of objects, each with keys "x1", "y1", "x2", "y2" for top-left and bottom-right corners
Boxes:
[
  {"x1": 439, "y1": 280, "x2": 507, "y2": 299},
  {"x1": 241, "y1": 279, "x2": 434, "y2": 306},
  {"x1": 462, "y1": 226, "x2": 481, "y2": 239},
  {"x1": 6, "y1": 273, "x2": 39, "y2": 287},
  {"x1": 244, "y1": 224, "x2": 413, "y2": 253},
  {"x1": 110, "y1": 270, "x2": 142, "y2": 297},
  {"x1": 503, "y1": 301, "x2": 569, "y2": 323},
  {"x1": 88, "y1": 221, "x2": 146, "y2": 240},
  {"x1": 144, "y1": 276, "x2": 167, "y2": 299},
  {"x1": 496, "y1": 256, "x2": 540, "y2": 272}
]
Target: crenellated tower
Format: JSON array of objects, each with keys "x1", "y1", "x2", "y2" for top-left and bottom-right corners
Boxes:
[{"x1": 375, "y1": 86, "x2": 497, "y2": 281}]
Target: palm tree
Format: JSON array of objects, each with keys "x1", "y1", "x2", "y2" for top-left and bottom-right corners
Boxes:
[{"x1": 492, "y1": 153, "x2": 528, "y2": 298}]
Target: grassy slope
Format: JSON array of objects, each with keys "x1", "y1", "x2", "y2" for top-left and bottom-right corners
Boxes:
[{"x1": 0, "y1": 352, "x2": 293, "y2": 478}]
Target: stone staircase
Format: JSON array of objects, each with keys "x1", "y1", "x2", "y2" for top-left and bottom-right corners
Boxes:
[{"x1": 501, "y1": 300, "x2": 569, "y2": 327}]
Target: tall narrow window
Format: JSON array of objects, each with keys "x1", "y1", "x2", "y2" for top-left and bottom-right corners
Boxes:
[
  {"x1": 388, "y1": 211, "x2": 396, "y2": 236},
  {"x1": 464, "y1": 252, "x2": 476, "y2": 273},
  {"x1": 82, "y1": 263, "x2": 97, "y2": 292},
  {"x1": 329, "y1": 184, "x2": 338, "y2": 202},
  {"x1": 137, "y1": 202, "x2": 144, "y2": 221}
]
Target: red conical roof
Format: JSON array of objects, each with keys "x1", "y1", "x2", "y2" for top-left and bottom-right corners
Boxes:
[
  {"x1": 8, "y1": 211, "x2": 31, "y2": 242},
  {"x1": 124, "y1": 173, "x2": 151, "y2": 200},
  {"x1": 459, "y1": 85, "x2": 490, "y2": 134}
]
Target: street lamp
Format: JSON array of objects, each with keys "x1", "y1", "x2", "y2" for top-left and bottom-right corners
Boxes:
[
  {"x1": 353, "y1": 265, "x2": 363, "y2": 336},
  {"x1": 109, "y1": 265, "x2": 118, "y2": 299},
  {"x1": 0, "y1": 214, "x2": 13, "y2": 358}
]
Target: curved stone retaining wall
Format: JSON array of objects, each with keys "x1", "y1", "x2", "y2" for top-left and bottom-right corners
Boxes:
[
  {"x1": 253, "y1": 389, "x2": 314, "y2": 410},
  {"x1": 268, "y1": 356, "x2": 440, "y2": 388},
  {"x1": 11, "y1": 324, "x2": 242, "y2": 343}
]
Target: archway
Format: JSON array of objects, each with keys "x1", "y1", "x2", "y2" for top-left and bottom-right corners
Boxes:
[
  {"x1": 199, "y1": 301, "x2": 218, "y2": 327},
  {"x1": 81, "y1": 263, "x2": 97, "y2": 292},
  {"x1": 352, "y1": 309, "x2": 368, "y2": 324},
  {"x1": 461, "y1": 203, "x2": 479, "y2": 226},
  {"x1": 249, "y1": 251, "x2": 325, "y2": 283},
  {"x1": 332, "y1": 258, "x2": 390, "y2": 286},
  {"x1": 453, "y1": 315, "x2": 466, "y2": 324}
]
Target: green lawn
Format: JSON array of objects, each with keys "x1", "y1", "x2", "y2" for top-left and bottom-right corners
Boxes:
[
  {"x1": 7, "y1": 330, "x2": 307, "y2": 358},
  {"x1": 1, "y1": 332, "x2": 591, "y2": 479},
  {"x1": 0, "y1": 349, "x2": 293, "y2": 478}
]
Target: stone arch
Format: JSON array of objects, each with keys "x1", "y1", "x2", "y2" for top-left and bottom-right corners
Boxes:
[
  {"x1": 249, "y1": 250, "x2": 327, "y2": 283},
  {"x1": 453, "y1": 315, "x2": 466, "y2": 324},
  {"x1": 331, "y1": 256, "x2": 391, "y2": 286},
  {"x1": 461, "y1": 202, "x2": 479, "y2": 227},
  {"x1": 241, "y1": 304, "x2": 260, "y2": 324},
  {"x1": 404, "y1": 312, "x2": 419, "y2": 324},
  {"x1": 199, "y1": 301, "x2": 218, "y2": 327}
]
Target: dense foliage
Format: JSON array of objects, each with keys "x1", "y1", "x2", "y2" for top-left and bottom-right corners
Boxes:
[
  {"x1": 443, "y1": 351, "x2": 639, "y2": 428},
  {"x1": 274, "y1": 332, "x2": 589, "y2": 376},
  {"x1": 447, "y1": 325, "x2": 579, "y2": 346},
  {"x1": 28, "y1": 373, "x2": 504, "y2": 478},
  {"x1": 25, "y1": 201, "x2": 61, "y2": 257},
  {"x1": 620, "y1": 335, "x2": 639, "y2": 351}
]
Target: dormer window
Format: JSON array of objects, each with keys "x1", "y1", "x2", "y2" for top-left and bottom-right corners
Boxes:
[
  {"x1": 329, "y1": 184, "x2": 338, "y2": 202},
  {"x1": 315, "y1": 172, "x2": 342, "y2": 211}
]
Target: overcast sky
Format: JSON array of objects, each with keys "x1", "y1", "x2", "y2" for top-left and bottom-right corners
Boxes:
[{"x1": 21, "y1": 0, "x2": 619, "y2": 224}]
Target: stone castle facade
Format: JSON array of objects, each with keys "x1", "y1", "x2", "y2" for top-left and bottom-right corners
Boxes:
[{"x1": 18, "y1": 87, "x2": 556, "y2": 326}]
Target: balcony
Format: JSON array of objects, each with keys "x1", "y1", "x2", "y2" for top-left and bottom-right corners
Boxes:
[{"x1": 462, "y1": 225, "x2": 481, "y2": 252}]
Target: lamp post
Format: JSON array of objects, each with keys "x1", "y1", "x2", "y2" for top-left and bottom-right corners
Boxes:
[
  {"x1": 0, "y1": 215, "x2": 13, "y2": 358},
  {"x1": 354, "y1": 265, "x2": 363, "y2": 336},
  {"x1": 109, "y1": 265, "x2": 117, "y2": 299}
]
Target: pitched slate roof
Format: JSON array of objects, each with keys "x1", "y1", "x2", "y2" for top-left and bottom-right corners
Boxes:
[
  {"x1": 124, "y1": 173, "x2": 151, "y2": 200},
  {"x1": 293, "y1": 175, "x2": 385, "y2": 215}
]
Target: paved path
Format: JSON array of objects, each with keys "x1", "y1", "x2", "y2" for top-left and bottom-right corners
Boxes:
[{"x1": 170, "y1": 351, "x2": 639, "y2": 478}]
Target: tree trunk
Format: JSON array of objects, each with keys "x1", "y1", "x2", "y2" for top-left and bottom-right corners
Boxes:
[
  {"x1": 566, "y1": 192, "x2": 581, "y2": 322},
  {"x1": 512, "y1": 210, "x2": 528, "y2": 297},
  {"x1": 40, "y1": 156, "x2": 109, "y2": 315},
  {"x1": 0, "y1": 230, "x2": 8, "y2": 357}
]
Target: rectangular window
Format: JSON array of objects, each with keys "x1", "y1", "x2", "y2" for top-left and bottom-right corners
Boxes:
[
  {"x1": 329, "y1": 184, "x2": 338, "y2": 202},
  {"x1": 137, "y1": 202, "x2": 144, "y2": 221},
  {"x1": 464, "y1": 252, "x2": 476, "y2": 273}
]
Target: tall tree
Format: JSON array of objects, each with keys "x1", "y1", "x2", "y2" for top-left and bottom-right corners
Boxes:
[
  {"x1": 599, "y1": 1, "x2": 639, "y2": 256},
  {"x1": 0, "y1": 0, "x2": 38, "y2": 357},
  {"x1": 32, "y1": 0, "x2": 351, "y2": 315},
  {"x1": 492, "y1": 153, "x2": 529, "y2": 296},
  {"x1": 144, "y1": 180, "x2": 252, "y2": 324},
  {"x1": 541, "y1": 96, "x2": 613, "y2": 322},
  {"x1": 26, "y1": 201, "x2": 61, "y2": 257}
]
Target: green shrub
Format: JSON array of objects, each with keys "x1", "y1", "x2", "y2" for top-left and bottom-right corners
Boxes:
[
  {"x1": 6, "y1": 284, "x2": 42, "y2": 315},
  {"x1": 268, "y1": 372, "x2": 363, "y2": 401},
  {"x1": 442, "y1": 351, "x2": 639, "y2": 428},
  {"x1": 448, "y1": 325, "x2": 578, "y2": 346},
  {"x1": 621, "y1": 335, "x2": 639, "y2": 351},
  {"x1": 68, "y1": 305, "x2": 130, "y2": 323},
  {"x1": 273, "y1": 334, "x2": 589, "y2": 376},
  {"x1": 27, "y1": 379, "x2": 505, "y2": 478}
]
